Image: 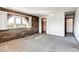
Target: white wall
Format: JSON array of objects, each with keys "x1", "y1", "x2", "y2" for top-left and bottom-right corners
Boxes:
[
  {"x1": 39, "y1": 17, "x2": 42, "y2": 33},
  {"x1": 74, "y1": 8, "x2": 79, "y2": 42},
  {"x1": 0, "y1": 11, "x2": 8, "y2": 30},
  {"x1": 46, "y1": 12, "x2": 65, "y2": 37}
]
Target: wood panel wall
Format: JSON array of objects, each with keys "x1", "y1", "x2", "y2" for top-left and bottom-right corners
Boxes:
[{"x1": 32, "y1": 16, "x2": 39, "y2": 33}]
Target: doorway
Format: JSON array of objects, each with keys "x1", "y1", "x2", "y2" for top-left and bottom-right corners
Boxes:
[
  {"x1": 65, "y1": 18, "x2": 74, "y2": 36},
  {"x1": 65, "y1": 11, "x2": 75, "y2": 36},
  {"x1": 41, "y1": 18, "x2": 46, "y2": 33}
]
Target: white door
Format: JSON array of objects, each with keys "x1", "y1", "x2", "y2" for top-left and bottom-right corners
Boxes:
[{"x1": 66, "y1": 18, "x2": 73, "y2": 33}]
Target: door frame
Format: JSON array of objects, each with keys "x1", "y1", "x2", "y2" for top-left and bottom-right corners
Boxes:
[
  {"x1": 41, "y1": 18, "x2": 46, "y2": 33},
  {"x1": 65, "y1": 17, "x2": 74, "y2": 36}
]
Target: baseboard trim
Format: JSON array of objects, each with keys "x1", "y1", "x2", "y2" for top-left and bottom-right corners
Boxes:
[{"x1": 73, "y1": 35, "x2": 79, "y2": 45}]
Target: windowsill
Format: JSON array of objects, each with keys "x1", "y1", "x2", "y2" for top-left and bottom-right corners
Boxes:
[{"x1": 8, "y1": 27, "x2": 32, "y2": 30}]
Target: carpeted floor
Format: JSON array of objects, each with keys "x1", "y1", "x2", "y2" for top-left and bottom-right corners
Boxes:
[{"x1": 0, "y1": 34, "x2": 79, "y2": 52}]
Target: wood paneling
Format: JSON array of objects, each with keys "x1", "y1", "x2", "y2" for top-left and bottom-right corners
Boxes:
[
  {"x1": 0, "y1": 7, "x2": 39, "y2": 17},
  {"x1": 32, "y1": 16, "x2": 39, "y2": 33},
  {"x1": 0, "y1": 28, "x2": 37, "y2": 43}
]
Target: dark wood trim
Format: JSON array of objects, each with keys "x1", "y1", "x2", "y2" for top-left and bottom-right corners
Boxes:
[
  {"x1": 41, "y1": 18, "x2": 43, "y2": 33},
  {"x1": 0, "y1": 7, "x2": 38, "y2": 17},
  {"x1": 0, "y1": 30, "x2": 8, "y2": 32},
  {"x1": 41, "y1": 18, "x2": 46, "y2": 33},
  {"x1": 32, "y1": 16, "x2": 39, "y2": 33}
]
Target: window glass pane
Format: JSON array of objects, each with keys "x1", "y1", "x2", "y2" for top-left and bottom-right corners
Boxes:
[
  {"x1": 8, "y1": 16, "x2": 14, "y2": 24},
  {"x1": 8, "y1": 16, "x2": 15, "y2": 28},
  {"x1": 22, "y1": 18, "x2": 26, "y2": 24},
  {"x1": 15, "y1": 17, "x2": 21, "y2": 24}
]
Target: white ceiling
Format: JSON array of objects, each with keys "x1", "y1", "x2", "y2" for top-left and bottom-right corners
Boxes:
[{"x1": 5, "y1": 7, "x2": 77, "y2": 16}]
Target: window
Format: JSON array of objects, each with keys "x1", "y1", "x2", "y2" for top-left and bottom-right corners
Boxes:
[
  {"x1": 8, "y1": 15, "x2": 15, "y2": 28},
  {"x1": 8, "y1": 14, "x2": 32, "y2": 29}
]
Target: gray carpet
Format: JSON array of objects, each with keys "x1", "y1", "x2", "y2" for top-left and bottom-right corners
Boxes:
[{"x1": 0, "y1": 34, "x2": 79, "y2": 52}]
